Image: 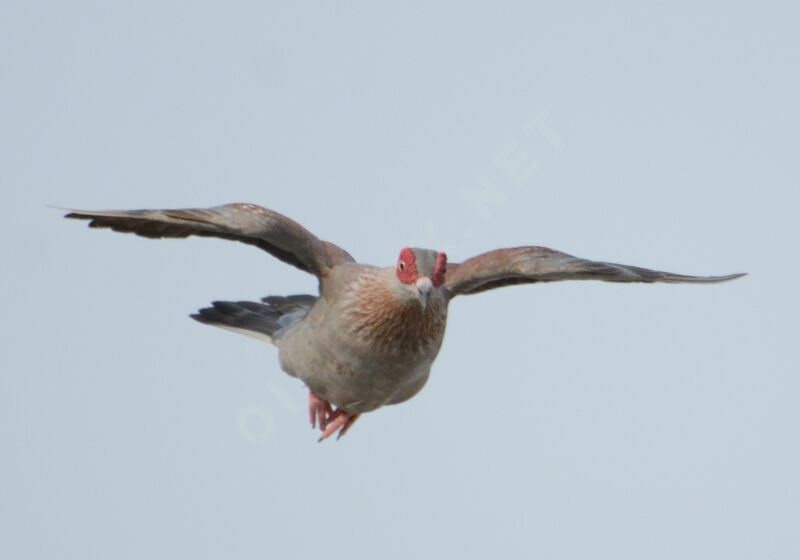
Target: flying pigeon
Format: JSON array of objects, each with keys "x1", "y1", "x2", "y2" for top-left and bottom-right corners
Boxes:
[{"x1": 65, "y1": 203, "x2": 744, "y2": 441}]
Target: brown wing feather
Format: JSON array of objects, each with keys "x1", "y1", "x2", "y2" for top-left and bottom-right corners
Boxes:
[
  {"x1": 64, "y1": 203, "x2": 354, "y2": 277},
  {"x1": 445, "y1": 246, "x2": 745, "y2": 297}
]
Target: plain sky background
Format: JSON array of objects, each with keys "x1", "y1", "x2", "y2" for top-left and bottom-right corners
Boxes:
[{"x1": 2, "y1": 2, "x2": 798, "y2": 559}]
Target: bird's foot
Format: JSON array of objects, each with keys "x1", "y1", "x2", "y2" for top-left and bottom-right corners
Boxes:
[
  {"x1": 318, "y1": 409, "x2": 360, "y2": 442},
  {"x1": 309, "y1": 390, "x2": 333, "y2": 431},
  {"x1": 308, "y1": 390, "x2": 360, "y2": 441}
]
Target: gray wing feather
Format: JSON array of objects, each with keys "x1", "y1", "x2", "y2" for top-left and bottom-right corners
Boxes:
[
  {"x1": 64, "y1": 203, "x2": 355, "y2": 277},
  {"x1": 445, "y1": 246, "x2": 745, "y2": 297}
]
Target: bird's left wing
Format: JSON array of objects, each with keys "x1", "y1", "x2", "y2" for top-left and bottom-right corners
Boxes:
[
  {"x1": 64, "y1": 203, "x2": 354, "y2": 278},
  {"x1": 445, "y1": 246, "x2": 745, "y2": 297}
]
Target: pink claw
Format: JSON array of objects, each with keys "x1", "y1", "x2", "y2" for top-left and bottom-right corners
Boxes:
[
  {"x1": 318, "y1": 409, "x2": 360, "y2": 442},
  {"x1": 309, "y1": 391, "x2": 333, "y2": 430}
]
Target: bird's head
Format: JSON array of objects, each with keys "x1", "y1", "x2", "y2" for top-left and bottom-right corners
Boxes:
[{"x1": 393, "y1": 247, "x2": 447, "y2": 311}]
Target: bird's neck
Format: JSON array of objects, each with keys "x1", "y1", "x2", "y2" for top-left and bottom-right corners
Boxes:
[{"x1": 344, "y1": 272, "x2": 447, "y2": 356}]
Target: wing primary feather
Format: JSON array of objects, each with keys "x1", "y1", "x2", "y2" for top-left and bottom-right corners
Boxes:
[
  {"x1": 445, "y1": 246, "x2": 745, "y2": 297},
  {"x1": 63, "y1": 204, "x2": 355, "y2": 277}
]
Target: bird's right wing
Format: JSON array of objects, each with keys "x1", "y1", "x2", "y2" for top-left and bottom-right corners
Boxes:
[
  {"x1": 445, "y1": 246, "x2": 744, "y2": 297},
  {"x1": 64, "y1": 203, "x2": 355, "y2": 278}
]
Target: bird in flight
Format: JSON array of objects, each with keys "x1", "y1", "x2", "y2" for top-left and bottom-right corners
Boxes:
[{"x1": 65, "y1": 203, "x2": 744, "y2": 441}]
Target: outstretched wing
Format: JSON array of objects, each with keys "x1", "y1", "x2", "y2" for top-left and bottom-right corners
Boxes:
[
  {"x1": 445, "y1": 246, "x2": 745, "y2": 297},
  {"x1": 64, "y1": 203, "x2": 355, "y2": 277}
]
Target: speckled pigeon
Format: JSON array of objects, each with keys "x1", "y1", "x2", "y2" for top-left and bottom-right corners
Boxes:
[{"x1": 65, "y1": 203, "x2": 744, "y2": 441}]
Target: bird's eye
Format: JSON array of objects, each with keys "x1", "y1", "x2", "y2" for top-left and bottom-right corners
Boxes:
[{"x1": 399, "y1": 262, "x2": 406, "y2": 271}]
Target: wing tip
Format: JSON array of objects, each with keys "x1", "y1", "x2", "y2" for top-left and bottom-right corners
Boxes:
[
  {"x1": 47, "y1": 205, "x2": 85, "y2": 220},
  {"x1": 713, "y1": 272, "x2": 747, "y2": 282},
  {"x1": 189, "y1": 311, "x2": 212, "y2": 325},
  {"x1": 670, "y1": 271, "x2": 747, "y2": 284},
  {"x1": 59, "y1": 208, "x2": 96, "y2": 221}
]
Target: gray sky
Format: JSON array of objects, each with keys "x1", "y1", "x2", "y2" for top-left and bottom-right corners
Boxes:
[{"x1": 2, "y1": 2, "x2": 798, "y2": 559}]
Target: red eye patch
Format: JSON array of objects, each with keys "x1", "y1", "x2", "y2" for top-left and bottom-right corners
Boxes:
[
  {"x1": 433, "y1": 252, "x2": 447, "y2": 287},
  {"x1": 397, "y1": 247, "x2": 418, "y2": 284}
]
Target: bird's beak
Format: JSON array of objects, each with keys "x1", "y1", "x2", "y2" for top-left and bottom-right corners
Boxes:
[{"x1": 415, "y1": 277, "x2": 433, "y2": 311}]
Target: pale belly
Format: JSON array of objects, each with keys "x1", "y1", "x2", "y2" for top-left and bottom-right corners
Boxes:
[
  {"x1": 277, "y1": 325, "x2": 440, "y2": 413},
  {"x1": 274, "y1": 268, "x2": 449, "y2": 413},
  {"x1": 276, "y1": 308, "x2": 446, "y2": 413}
]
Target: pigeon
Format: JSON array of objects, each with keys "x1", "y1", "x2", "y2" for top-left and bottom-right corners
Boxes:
[{"x1": 64, "y1": 203, "x2": 744, "y2": 441}]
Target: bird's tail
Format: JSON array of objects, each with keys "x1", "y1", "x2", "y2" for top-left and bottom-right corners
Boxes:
[{"x1": 191, "y1": 294, "x2": 317, "y2": 345}]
